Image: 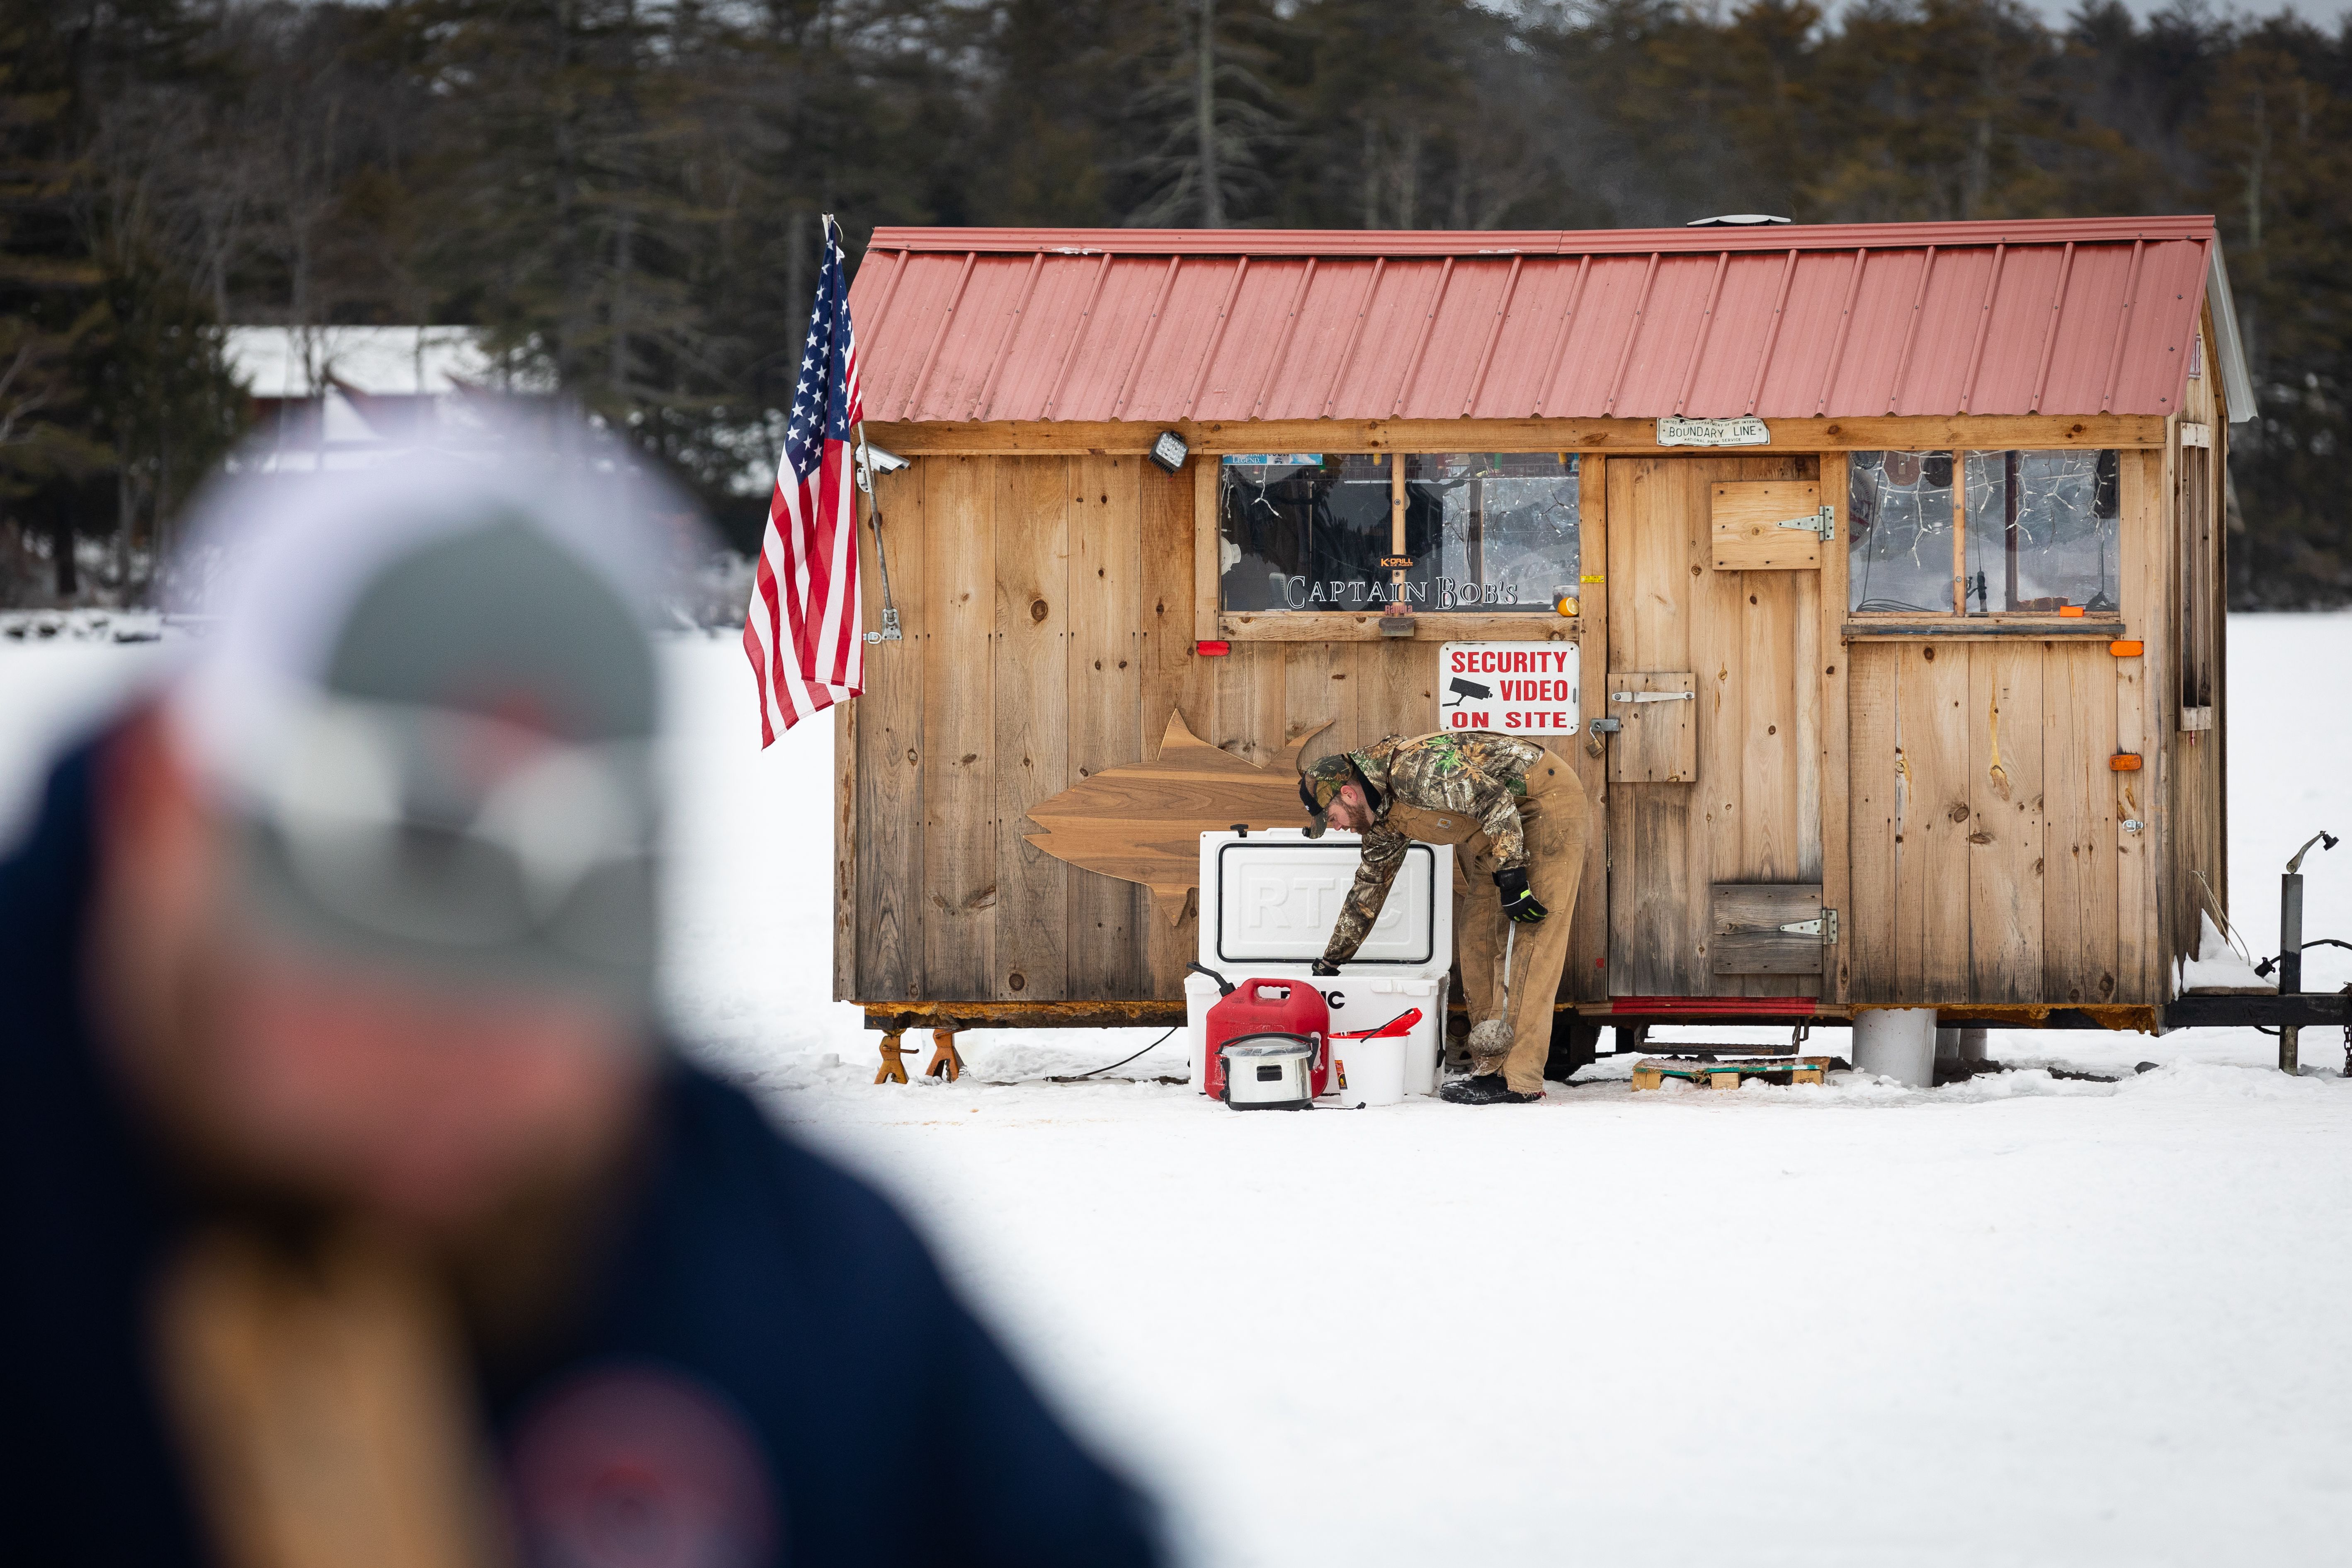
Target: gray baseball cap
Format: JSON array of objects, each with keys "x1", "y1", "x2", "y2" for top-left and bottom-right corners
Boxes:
[{"x1": 170, "y1": 440, "x2": 670, "y2": 1011}]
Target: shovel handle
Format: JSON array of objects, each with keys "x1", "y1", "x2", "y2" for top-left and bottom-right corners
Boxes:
[{"x1": 1332, "y1": 1007, "x2": 1423, "y2": 1041}]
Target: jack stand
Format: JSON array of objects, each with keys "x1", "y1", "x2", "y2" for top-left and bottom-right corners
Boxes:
[
  {"x1": 926, "y1": 1029, "x2": 965, "y2": 1082},
  {"x1": 2275, "y1": 830, "x2": 2337, "y2": 1074},
  {"x1": 875, "y1": 1031, "x2": 910, "y2": 1085}
]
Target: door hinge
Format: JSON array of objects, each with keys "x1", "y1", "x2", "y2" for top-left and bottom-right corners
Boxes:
[
  {"x1": 1722, "y1": 909, "x2": 1837, "y2": 942},
  {"x1": 1755, "y1": 909, "x2": 1838, "y2": 942},
  {"x1": 1776, "y1": 505, "x2": 1835, "y2": 543}
]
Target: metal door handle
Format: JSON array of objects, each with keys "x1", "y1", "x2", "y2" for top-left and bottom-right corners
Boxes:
[{"x1": 1609, "y1": 690, "x2": 1694, "y2": 704}]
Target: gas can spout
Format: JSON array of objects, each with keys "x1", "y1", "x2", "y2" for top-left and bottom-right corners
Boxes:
[{"x1": 1185, "y1": 961, "x2": 1236, "y2": 997}]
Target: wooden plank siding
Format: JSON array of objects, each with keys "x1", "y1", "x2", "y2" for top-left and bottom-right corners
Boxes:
[
  {"x1": 1818, "y1": 452, "x2": 1854, "y2": 1003},
  {"x1": 834, "y1": 683, "x2": 859, "y2": 1000},
  {"x1": 1606, "y1": 452, "x2": 1818, "y2": 997},
  {"x1": 1066, "y1": 455, "x2": 1145, "y2": 999},
  {"x1": 920, "y1": 456, "x2": 998, "y2": 997},
  {"x1": 846, "y1": 425, "x2": 2194, "y2": 1013},
  {"x1": 854, "y1": 464, "x2": 928, "y2": 999},
  {"x1": 1569, "y1": 458, "x2": 1609, "y2": 1002},
  {"x1": 1845, "y1": 644, "x2": 1901, "y2": 1002},
  {"x1": 2044, "y1": 646, "x2": 2119, "y2": 1004},
  {"x1": 1894, "y1": 642, "x2": 1972, "y2": 999},
  {"x1": 1141, "y1": 459, "x2": 1215, "y2": 998},
  {"x1": 850, "y1": 449, "x2": 1609, "y2": 1007},
  {"x1": 1845, "y1": 638, "x2": 2131, "y2": 1005},
  {"x1": 993, "y1": 457, "x2": 1071, "y2": 1001},
  {"x1": 1608, "y1": 456, "x2": 1697, "y2": 995},
  {"x1": 2115, "y1": 447, "x2": 2164, "y2": 998},
  {"x1": 1967, "y1": 642, "x2": 2044, "y2": 1000},
  {"x1": 2165, "y1": 330, "x2": 2227, "y2": 972}
]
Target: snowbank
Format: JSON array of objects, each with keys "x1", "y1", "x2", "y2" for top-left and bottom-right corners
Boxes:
[{"x1": 7, "y1": 614, "x2": 2352, "y2": 1566}]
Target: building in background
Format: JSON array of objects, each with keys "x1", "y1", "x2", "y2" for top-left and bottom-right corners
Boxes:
[{"x1": 222, "y1": 327, "x2": 545, "y2": 470}]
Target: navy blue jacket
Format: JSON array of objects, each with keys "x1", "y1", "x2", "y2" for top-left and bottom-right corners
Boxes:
[{"x1": 0, "y1": 739, "x2": 1160, "y2": 1567}]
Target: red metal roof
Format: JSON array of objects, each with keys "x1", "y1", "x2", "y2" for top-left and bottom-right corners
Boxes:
[{"x1": 848, "y1": 217, "x2": 2221, "y2": 425}]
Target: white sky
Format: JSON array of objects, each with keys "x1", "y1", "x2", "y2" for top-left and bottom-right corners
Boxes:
[{"x1": 2003, "y1": 0, "x2": 2350, "y2": 28}]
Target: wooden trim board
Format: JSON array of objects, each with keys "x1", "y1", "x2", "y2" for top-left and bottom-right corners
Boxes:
[
  {"x1": 1192, "y1": 456, "x2": 1221, "y2": 643},
  {"x1": 1219, "y1": 612, "x2": 1581, "y2": 643},
  {"x1": 1818, "y1": 451, "x2": 1852, "y2": 1003},
  {"x1": 865, "y1": 413, "x2": 2167, "y2": 456},
  {"x1": 1842, "y1": 621, "x2": 2127, "y2": 640}
]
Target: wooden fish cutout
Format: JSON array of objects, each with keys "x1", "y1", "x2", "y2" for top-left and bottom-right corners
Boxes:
[{"x1": 1023, "y1": 710, "x2": 1335, "y2": 923}]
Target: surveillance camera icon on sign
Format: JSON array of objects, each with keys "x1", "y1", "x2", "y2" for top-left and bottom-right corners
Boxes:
[{"x1": 1442, "y1": 677, "x2": 1491, "y2": 710}]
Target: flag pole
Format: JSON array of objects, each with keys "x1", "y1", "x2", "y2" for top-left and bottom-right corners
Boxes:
[{"x1": 831, "y1": 210, "x2": 901, "y2": 646}]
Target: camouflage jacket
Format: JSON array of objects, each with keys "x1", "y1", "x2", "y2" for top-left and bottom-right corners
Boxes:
[{"x1": 1321, "y1": 731, "x2": 1547, "y2": 964}]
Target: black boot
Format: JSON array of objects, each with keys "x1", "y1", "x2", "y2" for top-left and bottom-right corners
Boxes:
[{"x1": 1439, "y1": 1073, "x2": 1542, "y2": 1105}]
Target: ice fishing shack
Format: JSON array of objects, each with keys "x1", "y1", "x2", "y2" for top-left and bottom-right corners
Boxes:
[{"x1": 831, "y1": 214, "x2": 2261, "y2": 1080}]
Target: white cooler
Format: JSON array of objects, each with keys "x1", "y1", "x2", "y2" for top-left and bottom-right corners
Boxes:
[{"x1": 1186, "y1": 829, "x2": 1453, "y2": 1103}]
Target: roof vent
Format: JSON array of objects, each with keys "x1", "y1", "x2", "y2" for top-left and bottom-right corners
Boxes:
[{"x1": 1687, "y1": 214, "x2": 1792, "y2": 226}]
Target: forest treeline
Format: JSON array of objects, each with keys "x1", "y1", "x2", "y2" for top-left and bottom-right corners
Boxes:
[{"x1": 2, "y1": 0, "x2": 2347, "y2": 604}]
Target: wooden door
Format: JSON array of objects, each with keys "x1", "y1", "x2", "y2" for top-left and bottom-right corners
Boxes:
[{"x1": 1604, "y1": 455, "x2": 1824, "y2": 997}]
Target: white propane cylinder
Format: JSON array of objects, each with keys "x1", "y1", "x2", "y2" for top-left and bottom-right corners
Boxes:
[{"x1": 1853, "y1": 1007, "x2": 1938, "y2": 1087}]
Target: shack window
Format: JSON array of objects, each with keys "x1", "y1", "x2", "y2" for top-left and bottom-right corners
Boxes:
[
  {"x1": 1219, "y1": 452, "x2": 1578, "y2": 614},
  {"x1": 1848, "y1": 449, "x2": 2119, "y2": 617}
]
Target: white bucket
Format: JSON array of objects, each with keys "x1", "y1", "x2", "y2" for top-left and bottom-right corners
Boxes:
[
  {"x1": 1853, "y1": 1007, "x2": 1937, "y2": 1087},
  {"x1": 1328, "y1": 1033, "x2": 1407, "y2": 1107}
]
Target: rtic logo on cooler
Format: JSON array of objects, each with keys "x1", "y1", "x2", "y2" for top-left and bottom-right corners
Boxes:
[{"x1": 1437, "y1": 642, "x2": 1580, "y2": 735}]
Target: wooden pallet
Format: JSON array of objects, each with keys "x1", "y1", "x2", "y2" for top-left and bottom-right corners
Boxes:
[{"x1": 1631, "y1": 1056, "x2": 1835, "y2": 1091}]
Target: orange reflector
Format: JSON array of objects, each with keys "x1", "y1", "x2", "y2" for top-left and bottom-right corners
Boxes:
[
  {"x1": 2058, "y1": 605, "x2": 2085, "y2": 618},
  {"x1": 1197, "y1": 640, "x2": 1231, "y2": 657},
  {"x1": 2109, "y1": 639, "x2": 2143, "y2": 657},
  {"x1": 2110, "y1": 753, "x2": 2143, "y2": 771}
]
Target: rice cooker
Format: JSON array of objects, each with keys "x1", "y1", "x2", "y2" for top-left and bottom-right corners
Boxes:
[{"x1": 1218, "y1": 1033, "x2": 1320, "y2": 1111}]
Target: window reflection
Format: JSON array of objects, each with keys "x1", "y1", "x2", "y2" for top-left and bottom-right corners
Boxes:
[
  {"x1": 1848, "y1": 449, "x2": 2119, "y2": 617},
  {"x1": 1961, "y1": 450, "x2": 2120, "y2": 614},
  {"x1": 1847, "y1": 450, "x2": 1956, "y2": 614},
  {"x1": 1410, "y1": 454, "x2": 1581, "y2": 612},
  {"x1": 1217, "y1": 453, "x2": 1577, "y2": 613}
]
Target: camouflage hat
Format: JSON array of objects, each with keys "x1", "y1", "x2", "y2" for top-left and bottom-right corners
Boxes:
[{"x1": 1297, "y1": 753, "x2": 1367, "y2": 839}]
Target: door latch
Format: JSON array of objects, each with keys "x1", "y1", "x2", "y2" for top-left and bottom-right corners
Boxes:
[
  {"x1": 1775, "y1": 505, "x2": 1835, "y2": 543},
  {"x1": 1610, "y1": 689, "x2": 1696, "y2": 704},
  {"x1": 1587, "y1": 717, "x2": 1622, "y2": 737}
]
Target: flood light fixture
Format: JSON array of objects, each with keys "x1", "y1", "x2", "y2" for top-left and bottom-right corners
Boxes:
[{"x1": 1148, "y1": 430, "x2": 1189, "y2": 473}]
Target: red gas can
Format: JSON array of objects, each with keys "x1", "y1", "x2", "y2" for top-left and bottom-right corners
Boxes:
[{"x1": 1199, "y1": 975, "x2": 1330, "y2": 1101}]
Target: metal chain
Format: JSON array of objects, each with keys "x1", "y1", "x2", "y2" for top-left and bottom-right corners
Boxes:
[{"x1": 855, "y1": 423, "x2": 902, "y2": 643}]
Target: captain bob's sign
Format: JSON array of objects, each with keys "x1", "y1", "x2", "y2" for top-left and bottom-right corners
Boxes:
[{"x1": 1436, "y1": 643, "x2": 1580, "y2": 735}]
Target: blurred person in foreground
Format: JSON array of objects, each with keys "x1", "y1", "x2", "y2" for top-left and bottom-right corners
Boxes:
[{"x1": 0, "y1": 440, "x2": 1161, "y2": 1568}]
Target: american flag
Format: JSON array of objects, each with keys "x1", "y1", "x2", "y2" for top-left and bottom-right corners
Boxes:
[{"x1": 744, "y1": 215, "x2": 864, "y2": 744}]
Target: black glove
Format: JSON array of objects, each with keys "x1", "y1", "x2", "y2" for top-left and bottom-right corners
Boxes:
[
  {"x1": 1311, "y1": 959, "x2": 1342, "y2": 977},
  {"x1": 1495, "y1": 866, "x2": 1549, "y2": 924}
]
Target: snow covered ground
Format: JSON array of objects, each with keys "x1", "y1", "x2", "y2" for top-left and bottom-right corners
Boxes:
[{"x1": 8, "y1": 613, "x2": 2352, "y2": 1565}]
